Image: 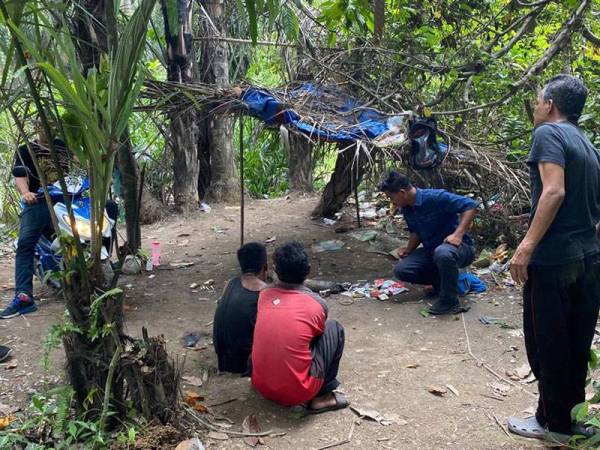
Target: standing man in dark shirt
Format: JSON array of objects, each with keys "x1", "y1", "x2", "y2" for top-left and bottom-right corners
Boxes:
[
  {"x1": 1, "y1": 122, "x2": 70, "y2": 319},
  {"x1": 213, "y1": 242, "x2": 268, "y2": 374},
  {"x1": 507, "y1": 75, "x2": 600, "y2": 442},
  {"x1": 379, "y1": 172, "x2": 479, "y2": 315}
]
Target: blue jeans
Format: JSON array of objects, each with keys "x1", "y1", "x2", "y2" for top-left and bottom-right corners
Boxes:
[
  {"x1": 15, "y1": 200, "x2": 119, "y2": 297},
  {"x1": 393, "y1": 243, "x2": 475, "y2": 304},
  {"x1": 15, "y1": 201, "x2": 53, "y2": 297}
]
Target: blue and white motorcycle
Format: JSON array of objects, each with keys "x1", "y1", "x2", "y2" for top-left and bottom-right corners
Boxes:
[{"x1": 14, "y1": 176, "x2": 115, "y2": 289}]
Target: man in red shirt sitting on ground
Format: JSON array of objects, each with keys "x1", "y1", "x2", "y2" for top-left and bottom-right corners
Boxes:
[{"x1": 251, "y1": 241, "x2": 349, "y2": 413}]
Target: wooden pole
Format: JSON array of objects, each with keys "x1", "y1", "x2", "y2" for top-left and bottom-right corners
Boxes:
[
  {"x1": 353, "y1": 151, "x2": 361, "y2": 228},
  {"x1": 240, "y1": 115, "x2": 245, "y2": 246}
]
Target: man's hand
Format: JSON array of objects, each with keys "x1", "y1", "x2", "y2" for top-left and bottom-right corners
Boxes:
[
  {"x1": 444, "y1": 232, "x2": 463, "y2": 247},
  {"x1": 397, "y1": 246, "x2": 411, "y2": 258},
  {"x1": 509, "y1": 243, "x2": 534, "y2": 285},
  {"x1": 21, "y1": 192, "x2": 37, "y2": 204}
]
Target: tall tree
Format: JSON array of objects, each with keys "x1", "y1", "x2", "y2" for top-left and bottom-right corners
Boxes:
[
  {"x1": 161, "y1": 0, "x2": 199, "y2": 211},
  {"x1": 198, "y1": 0, "x2": 239, "y2": 203}
]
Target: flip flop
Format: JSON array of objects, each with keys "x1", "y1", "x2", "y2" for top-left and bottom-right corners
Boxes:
[
  {"x1": 507, "y1": 416, "x2": 571, "y2": 444},
  {"x1": 0, "y1": 345, "x2": 11, "y2": 363},
  {"x1": 307, "y1": 392, "x2": 349, "y2": 415}
]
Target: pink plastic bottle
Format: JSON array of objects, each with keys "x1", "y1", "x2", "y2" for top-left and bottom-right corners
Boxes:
[{"x1": 151, "y1": 241, "x2": 161, "y2": 266}]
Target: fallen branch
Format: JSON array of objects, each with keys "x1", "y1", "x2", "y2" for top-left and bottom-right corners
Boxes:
[
  {"x1": 183, "y1": 404, "x2": 276, "y2": 437},
  {"x1": 461, "y1": 313, "x2": 536, "y2": 398},
  {"x1": 315, "y1": 419, "x2": 356, "y2": 450},
  {"x1": 485, "y1": 410, "x2": 513, "y2": 440}
]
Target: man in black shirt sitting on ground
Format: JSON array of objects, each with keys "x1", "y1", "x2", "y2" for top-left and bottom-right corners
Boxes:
[{"x1": 213, "y1": 242, "x2": 268, "y2": 374}]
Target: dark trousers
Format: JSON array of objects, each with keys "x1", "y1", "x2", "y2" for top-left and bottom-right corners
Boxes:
[
  {"x1": 524, "y1": 254, "x2": 600, "y2": 433},
  {"x1": 393, "y1": 243, "x2": 475, "y2": 304},
  {"x1": 310, "y1": 320, "x2": 345, "y2": 396},
  {"x1": 15, "y1": 201, "x2": 53, "y2": 296},
  {"x1": 15, "y1": 200, "x2": 118, "y2": 297}
]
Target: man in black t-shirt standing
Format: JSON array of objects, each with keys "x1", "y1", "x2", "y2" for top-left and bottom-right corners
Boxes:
[
  {"x1": 1, "y1": 122, "x2": 70, "y2": 319},
  {"x1": 507, "y1": 76, "x2": 600, "y2": 441}
]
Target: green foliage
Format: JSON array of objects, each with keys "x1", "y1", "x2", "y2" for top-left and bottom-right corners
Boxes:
[
  {"x1": 0, "y1": 382, "x2": 140, "y2": 449},
  {"x1": 43, "y1": 316, "x2": 82, "y2": 370}
]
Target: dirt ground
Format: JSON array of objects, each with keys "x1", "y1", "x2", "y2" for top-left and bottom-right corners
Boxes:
[{"x1": 0, "y1": 195, "x2": 563, "y2": 449}]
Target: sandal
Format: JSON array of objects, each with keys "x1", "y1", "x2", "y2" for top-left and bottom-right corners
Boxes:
[
  {"x1": 507, "y1": 416, "x2": 571, "y2": 444},
  {"x1": 307, "y1": 392, "x2": 349, "y2": 415}
]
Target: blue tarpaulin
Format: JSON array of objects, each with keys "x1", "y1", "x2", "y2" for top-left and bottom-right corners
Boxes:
[{"x1": 241, "y1": 83, "x2": 392, "y2": 143}]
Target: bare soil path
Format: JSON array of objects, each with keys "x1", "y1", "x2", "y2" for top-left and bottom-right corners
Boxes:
[{"x1": 0, "y1": 195, "x2": 553, "y2": 449}]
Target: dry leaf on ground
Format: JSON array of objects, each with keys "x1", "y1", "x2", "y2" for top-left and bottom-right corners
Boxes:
[
  {"x1": 175, "y1": 437, "x2": 205, "y2": 450},
  {"x1": 207, "y1": 431, "x2": 229, "y2": 441},
  {"x1": 426, "y1": 385, "x2": 447, "y2": 397},
  {"x1": 182, "y1": 376, "x2": 203, "y2": 387},
  {"x1": 242, "y1": 414, "x2": 263, "y2": 447}
]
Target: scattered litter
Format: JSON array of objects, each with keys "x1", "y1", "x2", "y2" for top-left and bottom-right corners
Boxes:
[
  {"x1": 181, "y1": 331, "x2": 202, "y2": 348},
  {"x1": 479, "y1": 316, "x2": 516, "y2": 329},
  {"x1": 265, "y1": 236, "x2": 277, "y2": 243},
  {"x1": 405, "y1": 363, "x2": 420, "y2": 369},
  {"x1": 190, "y1": 283, "x2": 199, "y2": 289},
  {"x1": 360, "y1": 208, "x2": 378, "y2": 220},
  {"x1": 175, "y1": 437, "x2": 205, "y2": 450},
  {"x1": 489, "y1": 382, "x2": 511, "y2": 397},
  {"x1": 350, "y1": 405, "x2": 394, "y2": 426},
  {"x1": 148, "y1": 274, "x2": 155, "y2": 279},
  {"x1": 242, "y1": 414, "x2": 264, "y2": 447},
  {"x1": 200, "y1": 202, "x2": 211, "y2": 213},
  {"x1": 506, "y1": 364, "x2": 535, "y2": 383},
  {"x1": 169, "y1": 261, "x2": 195, "y2": 268},
  {"x1": 458, "y1": 273, "x2": 487, "y2": 295},
  {"x1": 207, "y1": 431, "x2": 229, "y2": 441},
  {"x1": 312, "y1": 240, "x2": 345, "y2": 253},
  {"x1": 446, "y1": 384, "x2": 459, "y2": 397},
  {"x1": 177, "y1": 233, "x2": 191, "y2": 238},
  {"x1": 339, "y1": 298, "x2": 354, "y2": 306},
  {"x1": 204, "y1": 279, "x2": 214, "y2": 286},
  {"x1": 349, "y1": 230, "x2": 378, "y2": 242},
  {"x1": 322, "y1": 218, "x2": 336, "y2": 226},
  {"x1": 341, "y1": 279, "x2": 408, "y2": 301},
  {"x1": 426, "y1": 385, "x2": 447, "y2": 397},
  {"x1": 419, "y1": 308, "x2": 430, "y2": 318},
  {"x1": 185, "y1": 391, "x2": 207, "y2": 413},
  {"x1": 211, "y1": 225, "x2": 225, "y2": 234},
  {"x1": 182, "y1": 375, "x2": 204, "y2": 387}
]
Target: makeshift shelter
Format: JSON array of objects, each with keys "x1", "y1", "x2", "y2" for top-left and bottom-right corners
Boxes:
[{"x1": 142, "y1": 80, "x2": 529, "y2": 244}]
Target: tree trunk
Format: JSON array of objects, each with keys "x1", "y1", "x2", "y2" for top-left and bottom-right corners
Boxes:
[
  {"x1": 312, "y1": 144, "x2": 371, "y2": 218},
  {"x1": 283, "y1": 128, "x2": 313, "y2": 192},
  {"x1": 116, "y1": 135, "x2": 141, "y2": 252},
  {"x1": 198, "y1": 0, "x2": 239, "y2": 203},
  {"x1": 71, "y1": 0, "x2": 107, "y2": 74},
  {"x1": 161, "y1": 0, "x2": 199, "y2": 212}
]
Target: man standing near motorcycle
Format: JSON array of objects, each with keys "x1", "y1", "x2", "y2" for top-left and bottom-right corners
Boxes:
[{"x1": 1, "y1": 121, "x2": 70, "y2": 319}]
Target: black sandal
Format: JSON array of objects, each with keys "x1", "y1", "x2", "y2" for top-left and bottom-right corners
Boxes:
[{"x1": 307, "y1": 392, "x2": 349, "y2": 415}]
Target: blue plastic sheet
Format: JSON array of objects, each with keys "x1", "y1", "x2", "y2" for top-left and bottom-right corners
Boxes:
[{"x1": 241, "y1": 83, "x2": 390, "y2": 143}]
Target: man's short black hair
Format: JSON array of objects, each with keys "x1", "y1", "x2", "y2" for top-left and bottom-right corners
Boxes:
[
  {"x1": 273, "y1": 241, "x2": 310, "y2": 284},
  {"x1": 237, "y1": 242, "x2": 267, "y2": 274},
  {"x1": 378, "y1": 171, "x2": 412, "y2": 193},
  {"x1": 543, "y1": 75, "x2": 588, "y2": 123}
]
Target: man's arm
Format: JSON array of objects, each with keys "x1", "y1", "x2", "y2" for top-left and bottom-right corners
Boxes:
[
  {"x1": 15, "y1": 177, "x2": 37, "y2": 204},
  {"x1": 398, "y1": 232, "x2": 421, "y2": 258},
  {"x1": 444, "y1": 208, "x2": 477, "y2": 246},
  {"x1": 510, "y1": 162, "x2": 565, "y2": 284}
]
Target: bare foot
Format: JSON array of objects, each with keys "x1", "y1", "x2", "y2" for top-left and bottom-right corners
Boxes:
[{"x1": 308, "y1": 392, "x2": 338, "y2": 411}]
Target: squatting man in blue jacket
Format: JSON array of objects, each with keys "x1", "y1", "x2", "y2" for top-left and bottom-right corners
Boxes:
[{"x1": 379, "y1": 171, "x2": 478, "y2": 315}]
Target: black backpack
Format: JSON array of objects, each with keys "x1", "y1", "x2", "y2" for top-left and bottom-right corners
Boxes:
[{"x1": 408, "y1": 117, "x2": 447, "y2": 170}]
